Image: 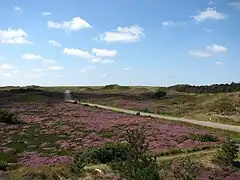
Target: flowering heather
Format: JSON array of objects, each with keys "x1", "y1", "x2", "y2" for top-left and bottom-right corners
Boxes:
[
  {"x1": 18, "y1": 152, "x2": 73, "y2": 166},
  {"x1": 0, "y1": 101, "x2": 223, "y2": 166}
]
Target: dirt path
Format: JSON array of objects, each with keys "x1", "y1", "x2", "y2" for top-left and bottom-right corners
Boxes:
[{"x1": 78, "y1": 102, "x2": 240, "y2": 133}]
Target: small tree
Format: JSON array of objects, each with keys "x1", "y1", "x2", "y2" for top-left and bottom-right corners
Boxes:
[
  {"x1": 217, "y1": 136, "x2": 239, "y2": 165},
  {"x1": 111, "y1": 127, "x2": 161, "y2": 180}
]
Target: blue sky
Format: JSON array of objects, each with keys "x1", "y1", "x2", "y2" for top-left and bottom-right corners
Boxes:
[{"x1": 0, "y1": 0, "x2": 239, "y2": 86}]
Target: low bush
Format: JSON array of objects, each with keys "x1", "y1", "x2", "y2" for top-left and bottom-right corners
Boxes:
[
  {"x1": 216, "y1": 136, "x2": 239, "y2": 165},
  {"x1": 189, "y1": 134, "x2": 219, "y2": 142},
  {"x1": 154, "y1": 89, "x2": 167, "y2": 99},
  {"x1": 0, "y1": 109, "x2": 23, "y2": 124},
  {"x1": 71, "y1": 143, "x2": 129, "y2": 173},
  {"x1": 82, "y1": 143, "x2": 129, "y2": 164}
]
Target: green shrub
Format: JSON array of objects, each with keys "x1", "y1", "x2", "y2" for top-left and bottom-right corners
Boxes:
[
  {"x1": 189, "y1": 134, "x2": 218, "y2": 142},
  {"x1": 110, "y1": 127, "x2": 161, "y2": 180},
  {"x1": 0, "y1": 109, "x2": 22, "y2": 124},
  {"x1": 154, "y1": 89, "x2": 167, "y2": 99},
  {"x1": 82, "y1": 143, "x2": 129, "y2": 164},
  {"x1": 136, "y1": 112, "x2": 141, "y2": 116},
  {"x1": 0, "y1": 161, "x2": 8, "y2": 171},
  {"x1": 216, "y1": 136, "x2": 239, "y2": 165},
  {"x1": 72, "y1": 143, "x2": 129, "y2": 173}
]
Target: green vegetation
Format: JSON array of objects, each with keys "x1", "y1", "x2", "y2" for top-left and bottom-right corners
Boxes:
[
  {"x1": 72, "y1": 127, "x2": 161, "y2": 179},
  {"x1": 210, "y1": 98, "x2": 237, "y2": 115},
  {"x1": 156, "y1": 145, "x2": 218, "y2": 157},
  {"x1": 102, "y1": 84, "x2": 121, "y2": 89},
  {"x1": 216, "y1": 136, "x2": 239, "y2": 165},
  {"x1": 0, "y1": 161, "x2": 8, "y2": 171},
  {"x1": 109, "y1": 127, "x2": 161, "y2": 180},
  {"x1": 0, "y1": 109, "x2": 23, "y2": 124},
  {"x1": 154, "y1": 88, "x2": 167, "y2": 99},
  {"x1": 188, "y1": 134, "x2": 219, "y2": 142},
  {"x1": 170, "y1": 82, "x2": 240, "y2": 93},
  {"x1": 74, "y1": 143, "x2": 129, "y2": 166}
]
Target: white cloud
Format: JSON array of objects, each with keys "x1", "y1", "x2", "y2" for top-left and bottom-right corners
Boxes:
[
  {"x1": 80, "y1": 65, "x2": 94, "y2": 73},
  {"x1": 215, "y1": 61, "x2": 224, "y2": 65},
  {"x1": 48, "y1": 17, "x2": 91, "y2": 30},
  {"x1": 0, "y1": 28, "x2": 33, "y2": 44},
  {"x1": 161, "y1": 21, "x2": 186, "y2": 27},
  {"x1": 14, "y1": 6, "x2": 21, "y2": 11},
  {"x1": 48, "y1": 40, "x2": 61, "y2": 47},
  {"x1": 230, "y1": 2, "x2": 240, "y2": 9},
  {"x1": 206, "y1": 44, "x2": 228, "y2": 53},
  {"x1": 48, "y1": 65, "x2": 64, "y2": 70},
  {"x1": 96, "y1": 25, "x2": 144, "y2": 43},
  {"x1": 0, "y1": 64, "x2": 14, "y2": 69},
  {"x1": 188, "y1": 51, "x2": 212, "y2": 58},
  {"x1": 204, "y1": 28, "x2": 213, "y2": 32},
  {"x1": 192, "y1": 8, "x2": 226, "y2": 22},
  {"x1": 189, "y1": 44, "x2": 227, "y2": 58},
  {"x1": 64, "y1": 48, "x2": 94, "y2": 59},
  {"x1": 22, "y1": 53, "x2": 43, "y2": 60},
  {"x1": 123, "y1": 67, "x2": 132, "y2": 71},
  {"x1": 42, "y1": 12, "x2": 52, "y2": 16},
  {"x1": 64, "y1": 48, "x2": 117, "y2": 64},
  {"x1": 31, "y1": 68, "x2": 43, "y2": 72},
  {"x1": 92, "y1": 48, "x2": 117, "y2": 57}
]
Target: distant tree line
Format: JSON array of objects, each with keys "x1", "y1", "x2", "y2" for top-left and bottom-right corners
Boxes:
[{"x1": 169, "y1": 82, "x2": 240, "y2": 94}]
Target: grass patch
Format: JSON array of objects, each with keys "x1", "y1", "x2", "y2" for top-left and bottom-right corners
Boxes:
[
  {"x1": 0, "y1": 152, "x2": 18, "y2": 163},
  {"x1": 156, "y1": 145, "x2": 218, "y2": 157}
]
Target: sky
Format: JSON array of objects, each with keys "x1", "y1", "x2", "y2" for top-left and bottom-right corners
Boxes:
[{"x1": 0, "y1": 0, "x2": 239, "y2": 86}]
